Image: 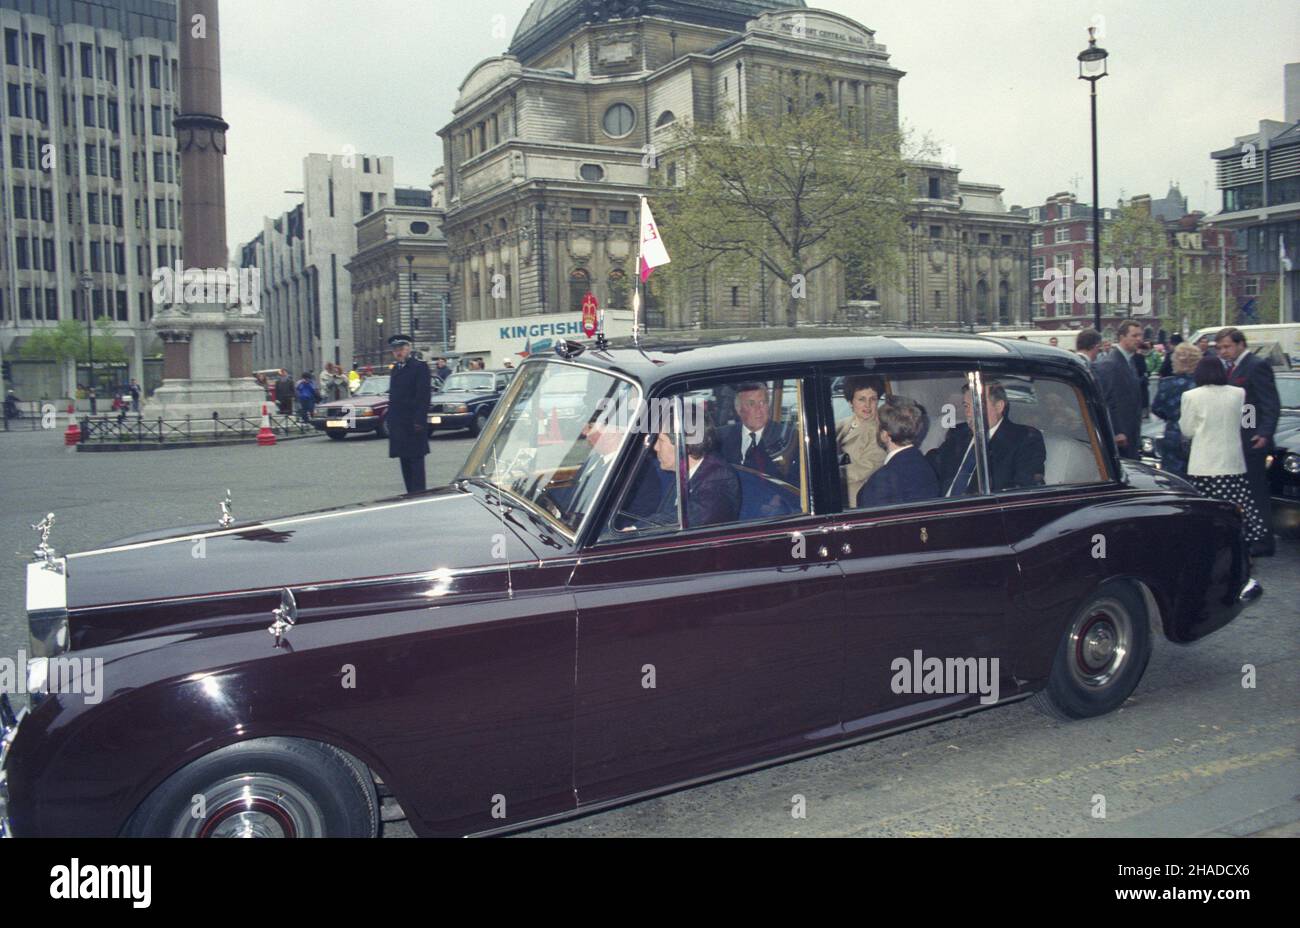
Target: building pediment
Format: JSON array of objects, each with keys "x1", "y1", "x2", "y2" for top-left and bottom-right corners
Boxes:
[{"x1": 456, "y1": 56, "x2": 523, "y2": 111}]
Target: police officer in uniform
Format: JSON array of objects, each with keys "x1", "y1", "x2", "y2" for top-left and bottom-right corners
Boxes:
[{"x1": 386, "y1": 334, "x2": 431, "y2": 494}]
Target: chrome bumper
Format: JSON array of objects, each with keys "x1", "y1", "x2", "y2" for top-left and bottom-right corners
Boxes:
[{"x1": 1237, "y1": 578, "x2": 1263, "y2": 605}]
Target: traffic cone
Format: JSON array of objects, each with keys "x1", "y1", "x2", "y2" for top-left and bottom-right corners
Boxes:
[
  {"x1": 63, "y1": 403, "x2": 80, "y2": 445},
  {"x1": 256, "y1": 403, "x2": 277, "y2": 446}
]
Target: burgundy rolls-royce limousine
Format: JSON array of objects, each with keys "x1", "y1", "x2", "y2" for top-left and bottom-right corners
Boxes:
[{"x1": 0, "y1": 334, "x2": 1263, "y2": 837}]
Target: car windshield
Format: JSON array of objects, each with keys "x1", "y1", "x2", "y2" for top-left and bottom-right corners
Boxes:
[
  {"x1": 1279, "y1": 377, "x2": 1300, "y2": 410},
  {"x1": 443, "y1": 372, "x2": 495, "y2": 392},
  {"x1": 353, "y1": 375, "x2": 390, "y2": 396},
  {"x1": 460, "y1": 361, "x2": 641, "y2": 535}
]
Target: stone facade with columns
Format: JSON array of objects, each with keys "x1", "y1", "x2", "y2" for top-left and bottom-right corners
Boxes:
[{"x1": 440, "y1": 1, "x2": 1029, "y2": 333}]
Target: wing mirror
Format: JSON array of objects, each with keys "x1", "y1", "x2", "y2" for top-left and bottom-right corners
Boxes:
[{"x1": 268, "y1": 587, "x2": 297, "y2": 646}]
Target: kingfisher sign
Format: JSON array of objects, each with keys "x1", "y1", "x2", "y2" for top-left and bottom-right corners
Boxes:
[{"x1": 457, "y1": 310, "x2": 634, "y2": 368}]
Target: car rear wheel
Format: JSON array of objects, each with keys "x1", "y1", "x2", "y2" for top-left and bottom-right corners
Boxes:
[
  {"x1": 1032, "y1": 582, "x2": 1151, "y2": 721},
  {"x1": 121, "y1": 737, "x2": 379, "y2": 838}
]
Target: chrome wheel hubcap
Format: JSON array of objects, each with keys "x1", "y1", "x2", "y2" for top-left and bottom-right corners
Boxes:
[
  {"x1": 1069, "y1": 598, "x2": 1132, "y2": 689},
  {"x1": 176, "y1": 774, "x2": 326, "y2": 838}
]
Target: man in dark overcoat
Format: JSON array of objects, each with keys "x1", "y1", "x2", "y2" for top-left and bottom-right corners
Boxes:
[{"x1": 386, "y1": 334, "x2": 432, "y2": 494}]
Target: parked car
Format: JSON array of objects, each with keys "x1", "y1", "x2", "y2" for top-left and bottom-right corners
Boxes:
[
  {"x1": 428, "y1": 369, "x2": 513, "y2": 436},
  {"x1": 310, "y1": 374, "x2": 391, "y2": 440},
  {"x1": 0, "y1": 334, "x2": 1262, "y2": 837},
  {"x1": 1266, "y1": 370, "x2": 1300, "y2": 537}
]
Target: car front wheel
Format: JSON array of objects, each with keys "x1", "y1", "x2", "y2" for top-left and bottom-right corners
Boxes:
[
  {"x1": 469, "y1": 410, "x2": 488, "y2": 437},
  {"x1": 121, "y1": 737, "x2": 379, "y2": 838},
  {"x1": 1032, "y1": 582, "x2": 1152, "y2": 721}
]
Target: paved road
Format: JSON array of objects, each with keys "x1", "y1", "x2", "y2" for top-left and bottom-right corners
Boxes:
[{"x1": 0, "y1": 427, "x2": 1296, "y2": 837}]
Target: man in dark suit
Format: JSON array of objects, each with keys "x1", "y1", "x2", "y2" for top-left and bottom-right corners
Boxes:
[
  {"x1": 1092, "y1": 319, "x2": 1144, "y2": 458},
  {"x1": 385, "y1": 335, "x2": 432, "y2": 493},
  {"x1": 649, "y1": 415, "x2": 740, "y2": 529},
  {"x1": 856, "y1": 397, "x2": 939, "y2": 507},
  {"x1": 1217, "y1": 327, "x2": 1281, "y2": 556},
  {"x1": 928, "y1": 382, "x2": 1046, "y2": 495},
  {"x1": 718, "y1": 381, "x2": 798, "y2": 482}
]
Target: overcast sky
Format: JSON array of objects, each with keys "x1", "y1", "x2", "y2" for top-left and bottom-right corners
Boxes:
[{"x1": 219, "y1": 0, "x2": 1298, "y2": 251}]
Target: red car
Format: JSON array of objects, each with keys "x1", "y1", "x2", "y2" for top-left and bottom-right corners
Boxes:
[{"x1": 310, "y1": 375, "x2": 391, "y2": 440}]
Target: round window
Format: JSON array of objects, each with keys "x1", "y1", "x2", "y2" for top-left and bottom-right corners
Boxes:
[
  {"x1": 602, "y1": 103, "x2": 635, "y2": 138},
  {"x1": 410, "y1": 221, "x2": 430, "y2": 234}
]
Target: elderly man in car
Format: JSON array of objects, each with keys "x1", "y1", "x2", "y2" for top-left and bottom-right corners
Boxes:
[
  {"x1": 719, "y1": 381, "x2": 798, "y2": 482},
  {"x1": 928, "y1": 382, "x2": 1046, "y2": 495}
]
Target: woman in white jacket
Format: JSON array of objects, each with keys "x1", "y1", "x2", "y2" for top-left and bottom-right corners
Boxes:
[{"x1": 1178, "y1": 357, "x2": 1268, "y2": 544}]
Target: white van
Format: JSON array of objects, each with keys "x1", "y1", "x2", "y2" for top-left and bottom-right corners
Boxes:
[{"x1": 1188, "y1": 323, "x2": 1300, "y2": 359}]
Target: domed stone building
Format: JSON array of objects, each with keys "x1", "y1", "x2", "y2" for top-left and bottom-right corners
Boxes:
[{"x1": 439, "y1": 1, "x2": 1029, "y2": 354}]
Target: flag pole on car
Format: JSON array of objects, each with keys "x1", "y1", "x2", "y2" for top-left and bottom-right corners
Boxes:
[{"x1": 634, "y1": 195, "x2": 671, "y2": 350}]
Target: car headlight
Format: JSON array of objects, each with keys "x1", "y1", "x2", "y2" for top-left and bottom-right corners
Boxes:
[
  {"x1": 456, "y1": 405, "x2": 469, "y2": 414},
  {"x1": 1285, "y1": 454, "x2": 1300, "y2": 475},
  {"x1": 358, "y1": 408, "x2": 376, "y2": 417}
]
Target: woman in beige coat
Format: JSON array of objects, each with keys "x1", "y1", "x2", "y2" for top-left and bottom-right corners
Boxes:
[{"x1": 837, "y1": 374, "x2": 888, "y2": 505}]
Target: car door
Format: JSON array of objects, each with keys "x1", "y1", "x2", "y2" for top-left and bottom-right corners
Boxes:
[
  {"x1": 827, "y1": 364, "x2": 1020, "y2": 735},
  {"x1": 569, "y1": 372, "x2": 846, "y2": 805},
  {"x1": 977, "y1": 358, "x2": 1130, "y2": 689}
]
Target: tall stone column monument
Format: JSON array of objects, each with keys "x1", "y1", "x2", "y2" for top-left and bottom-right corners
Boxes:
[{"x1": 147, "y1": 0, "x2": 265, "y2": 419}]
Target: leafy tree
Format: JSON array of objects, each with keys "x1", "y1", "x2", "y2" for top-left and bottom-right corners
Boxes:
[
  {"x1": 1102, "y1": 201, "x2": 1173, "y2": 273},
  {"x1": 21, "y1": 319, "x2": 127, "y2": 394},
  {"x1": 1176, "y1": 270, "x2": 1223, "y2": 333},
  {"x1": 652, "y1": 71, "x2": 909, "y2": 327}
]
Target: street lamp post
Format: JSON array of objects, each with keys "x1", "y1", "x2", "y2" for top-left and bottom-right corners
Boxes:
[
  {"x1": 440, "y1": 292, "x2": 449, "y2": 353},
  {"x1": 1078, "y1": 26, "x2": 1109, "y2": 333},
  {"x1": 376, "y1": 315, "x2": 385, "y2": 367},
  {"x1": 79, "y1": 271, "x2": 94, "y2": 404},
  {"x1": 405, "y1": 254, "x2": 416, "y2": 343}
]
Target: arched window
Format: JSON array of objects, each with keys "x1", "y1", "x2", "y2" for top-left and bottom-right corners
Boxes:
[
  {"x1": 607, "y1": 268, "x2": 628, "y2": 309},
  {"x1": 998, "y1": 280, "x2": 1010, "y2": 324},
  {"x1": 976, "y1": 279, "x2": 990, "y2": 325},
  {"x1": 569, "y1": 267, "x2": 590, "y2": 312},
  {"x1": 655, "y1": 110, "x2": 676, "y2": 128}
]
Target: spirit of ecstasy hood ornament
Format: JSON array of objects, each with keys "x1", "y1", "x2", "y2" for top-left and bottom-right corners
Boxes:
[
  {"x1": 31, "y1": 512, "x2": 60, "y2": 570},
  {"x1": 218, "y1": 489, "x2": 234, "y2": 528}
]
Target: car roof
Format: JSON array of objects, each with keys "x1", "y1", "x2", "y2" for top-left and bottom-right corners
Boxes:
[{"x1": 536, "y1": 329, "x2": 1086, "y2": 388}]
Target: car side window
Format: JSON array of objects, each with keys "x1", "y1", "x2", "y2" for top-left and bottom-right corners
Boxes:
[
  {"x1": 987, "y1": 374, "x2": 1110, "y2": 489},
  {"x1": 602, "y1": 376, "x2": 811, "y2": 539},
  {"x1": 830, "y1": 369, "x2": 1004, "y2": 510}
]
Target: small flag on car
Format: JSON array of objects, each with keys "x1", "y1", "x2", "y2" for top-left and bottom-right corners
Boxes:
[{"x1": 638, "y1": 196, "x2": 670, "y2": 283}]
